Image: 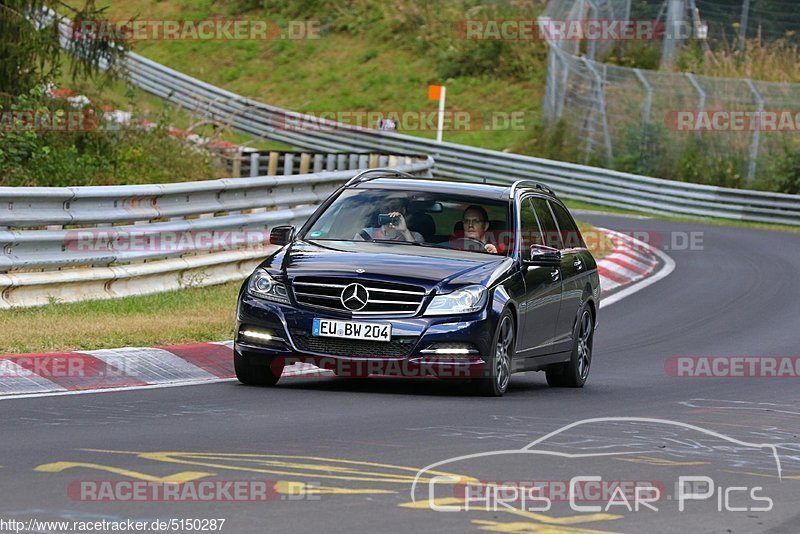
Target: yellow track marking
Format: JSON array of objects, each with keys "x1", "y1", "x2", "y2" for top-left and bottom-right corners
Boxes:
[
  {"x1": 399, "y1": 498, "x2": 622, "y2": 526},
  {"x1": 34, "y1": 462, "x2": 213, "y2": 484},
  {"x1": 78, "y1": 449, "x2": 476, "y2": 485},
  {"x1": 273, "y1": 480, "x2": 395, "y2": 495},
  {"x1": 472, "y1": 519, "x2": 620, "y2": 533}
]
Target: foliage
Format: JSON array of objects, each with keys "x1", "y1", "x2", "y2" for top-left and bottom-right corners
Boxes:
[
  {"x1": 0, "y1": 0, "x2": 128, "y2": 103},
  {"x1": 766, "y1": 138, "x2": 800, "y2": 194},
  {"x1": 0, "y1": 91, "x2": 220, "y2": 186},
  {"x1": 230, "y1": 0, "x2": 549, "y2": 79}
]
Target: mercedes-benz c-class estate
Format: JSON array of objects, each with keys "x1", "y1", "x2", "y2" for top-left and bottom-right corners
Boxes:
[{"x1": 234, "y1": 170, "x2": 600, "y2": 396}]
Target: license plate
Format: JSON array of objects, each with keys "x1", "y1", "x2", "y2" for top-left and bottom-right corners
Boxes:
[{"x1": 312, "y1": 318, "x2": 391, "y2": 342}]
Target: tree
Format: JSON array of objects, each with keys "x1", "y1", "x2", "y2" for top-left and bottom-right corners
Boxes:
[{"x1": 0, "y1": 1, "x2": 128, "y2": 102}]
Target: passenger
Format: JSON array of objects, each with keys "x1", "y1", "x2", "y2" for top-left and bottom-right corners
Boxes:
[{"x1": 355, "y1": 197, "x2": 424, "y2": 243}]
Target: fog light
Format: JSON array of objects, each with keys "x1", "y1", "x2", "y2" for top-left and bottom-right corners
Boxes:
[
  {"x1": 420, "y1": 343, "x2": 480, "y2": 356},
  {"x1": 239, "y1": 327, "x2": 285, "y2": 346},
  {"x1": 242, "y1": 330, "x2": 274, "y2": 342}
]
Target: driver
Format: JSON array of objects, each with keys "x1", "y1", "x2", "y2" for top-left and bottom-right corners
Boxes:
[
  {"x1": 355, "y1": 197, "x2": 424, "y2": 243},
  {"x1": 461, "y1": 205, "x2": 498, "y2": 254}
]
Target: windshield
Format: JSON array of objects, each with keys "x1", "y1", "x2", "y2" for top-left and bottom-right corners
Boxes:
[{"x1": 303, "y1": 188, "x2": 512, "y2": 255}]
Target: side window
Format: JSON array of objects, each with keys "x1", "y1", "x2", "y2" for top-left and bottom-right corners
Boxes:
[
  {"x1": 530, "y1": 197, "x2": 561, "y2": 249},
  {"x1": 549, "y1": 201, "x2": 585, "y2": 250},
  {"x1": 519, "y1": 198, "x2": 544, "y2": 257}
]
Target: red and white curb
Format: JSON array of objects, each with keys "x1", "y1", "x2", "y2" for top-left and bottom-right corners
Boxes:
[
  {"x1": 597, "y1": 228, "x2": 675, "y2": 309},
  {"x1": 597, "y1": 228, "x2": 661, "y2": 294},
  {"x1": 0, "y1": 229, "x2": 673, "y2": 399},
  {"x1": 0, "y1": 342, "x2": 327, "y2": 400}
]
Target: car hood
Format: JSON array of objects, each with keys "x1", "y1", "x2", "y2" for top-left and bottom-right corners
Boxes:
[{"x1": 260, "y1": 240, "x2": 513, "y2": 292}]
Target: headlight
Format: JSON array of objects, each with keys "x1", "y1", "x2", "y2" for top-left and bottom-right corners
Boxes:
[
  {"x1": 247, "y1": 269, "x2": 290, "y2": 304},
  {"x1": 425, "y1": 285, "x2": 487, "y2": 316}
]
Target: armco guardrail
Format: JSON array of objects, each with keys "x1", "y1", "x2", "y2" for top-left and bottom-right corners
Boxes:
[
  {"x1": 119, "y1": 51, "x2": 800, "y2": 226},
  {"x1": 0, "y1": 156, "x2": 432, "y2": 308}
]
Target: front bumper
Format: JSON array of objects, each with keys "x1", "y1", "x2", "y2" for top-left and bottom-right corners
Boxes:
[{"x1": 234, "y1": 293, "x2": 496, "y2": 379}]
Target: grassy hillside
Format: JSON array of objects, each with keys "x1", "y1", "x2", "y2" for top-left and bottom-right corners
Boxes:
[{"x1": 62, "y1": 0, "x2": 549, "y2": 153}]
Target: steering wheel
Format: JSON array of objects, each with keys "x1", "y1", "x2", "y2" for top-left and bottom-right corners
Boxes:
[{"x1": 450, "y1": 237, "x2": 487, "y2": 252}]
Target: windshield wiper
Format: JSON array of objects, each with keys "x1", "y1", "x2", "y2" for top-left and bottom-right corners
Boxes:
[{"x1": 372, "y1": 239, "x2": 436, "y2": 247}]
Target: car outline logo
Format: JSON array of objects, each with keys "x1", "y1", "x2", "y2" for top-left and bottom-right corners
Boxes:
[{"x1": 341, "y1": 283, "x2": 369, "y2": 311}]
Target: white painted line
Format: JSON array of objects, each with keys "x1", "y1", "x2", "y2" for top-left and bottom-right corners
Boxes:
[
  {"x1": 0, "y1": 360, "x2": 67, "y2": 395},
  {"x1": 84, "y1": 347, "x2": 217, "y2": 383},
  {"x1": 0, "y1": 363, "x2": 333, "y2": 402},
  {"x1": 599, "y1": 228, "x2": 675, "y2": 308},
  {"x1": 0, "y1": 377, "x2": 234, "y2": 402}
]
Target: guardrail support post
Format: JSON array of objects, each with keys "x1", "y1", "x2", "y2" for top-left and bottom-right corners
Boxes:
[
  {"x1": 250, "y1": 152, "x2": 260, "y2": 177},
  {"x1": 268, "y1": 152, "x2": 279, "y2": 175},
  {"x1": 299, "y1": 153, "x2": 311, "y2": 174},
  {"x1": 283, "y1": 153, "x2": 295, "y2": 176}
]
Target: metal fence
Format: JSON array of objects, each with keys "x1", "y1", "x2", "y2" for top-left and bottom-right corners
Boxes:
[
  {"x1": 0, "y1": 154, "x2": 432, "y2": 308},
  {"x1": 116, "y1": 49, "x2": 800, "y2": 227},
  {"x1": 541, "y1": 0, "x2": 800, "y2": 187}
]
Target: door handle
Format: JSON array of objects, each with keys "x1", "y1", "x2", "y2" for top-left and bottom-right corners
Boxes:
[
  {"x1": 573, "y1": 258, "x2": 583, "y2": 270},
  {"x1": 550, "y1": 268, "x2": 560, "y2": 281}
]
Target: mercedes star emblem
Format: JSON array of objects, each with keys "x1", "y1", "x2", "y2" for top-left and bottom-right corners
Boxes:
[{"x1": 341, "y1": 283, "x2": 369, "y2": 311}]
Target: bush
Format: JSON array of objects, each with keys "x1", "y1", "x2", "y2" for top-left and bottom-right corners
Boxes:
[
  {"x1": 766, "y1": 139, "x2": 800, "y2": 194},
  {"x1": 0, "y1": 92, "x2": 221, "y2": 186},
  {"x1": 612, "y1": 122, "x2": 671, "y2": 177}
]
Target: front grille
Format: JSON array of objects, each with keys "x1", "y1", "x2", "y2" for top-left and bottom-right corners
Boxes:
[
  {"x1": 292, "y1": 276, "x2": 426, "y2": 316},
  {"x1": 290, "y1": 330, "x2": 417, "y2": 358}
]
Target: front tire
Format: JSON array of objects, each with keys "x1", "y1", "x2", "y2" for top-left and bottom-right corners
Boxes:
[
  {"x1": 473, "y1": 310, "x2": 515, "y2": 396},
  {"x1": 546, "y1": 305, "x2": 594, "y2": 388},
  {"x1": 234, "y1": 354, "x2": 284, "y2": 386}
]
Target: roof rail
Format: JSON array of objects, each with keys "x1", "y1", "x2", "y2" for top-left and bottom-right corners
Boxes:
[
  {"x1": 344, "y1": 168, "x2": 419, "y2": 187},
  {"x1": 509, "y1": 179, "x2": 554, "y2": 197}
]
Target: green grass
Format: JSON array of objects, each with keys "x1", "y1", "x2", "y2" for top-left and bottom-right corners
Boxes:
[
  {"x1": 59, "y1": 0, "x2": 546, "y2": 154},
  {"x1": 0, "y1": 281, "x2": 241, "y2": 354}
]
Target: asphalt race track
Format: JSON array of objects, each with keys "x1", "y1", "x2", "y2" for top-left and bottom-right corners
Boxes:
[{"x1": 2, "y1": 213, "x2": 799, "y2": 533}]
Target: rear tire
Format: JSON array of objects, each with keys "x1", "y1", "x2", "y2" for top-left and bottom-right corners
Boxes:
[
  {"x1": 546, "y1": 305, "x2": 594, "y2": 388},
  {"x1": 234, "y1": 354, "x2": 284, "y2": 386},
  {"x1": 472, "y1": 310, "x2": 515, "y2": 397}
]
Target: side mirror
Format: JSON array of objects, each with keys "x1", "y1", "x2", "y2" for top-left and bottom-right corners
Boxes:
[
  {"x1": 269, "y1": 225, "x2": 295, "y2": 246},
  {"x1": 523, "y1": 245, "x2": 561, "y2": 266}
]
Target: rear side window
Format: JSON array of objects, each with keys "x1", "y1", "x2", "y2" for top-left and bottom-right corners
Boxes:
[
  {"x1": 549, "y1": 202, "x2": 586, "y2": 249},
  {"x1": 530, "y1": 197, "x2": 561, "y2": 249},
  {"x1": 519, "y1": 198, "x2": 545, "y2": 255}
]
